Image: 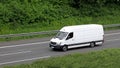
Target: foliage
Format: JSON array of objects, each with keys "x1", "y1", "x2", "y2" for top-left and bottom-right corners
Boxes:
[
  {"x1": 0, "y1": 0, "x2": 120, "y2": 35},
  {"x1": 70, "y1": 0, "x2": 120, "y2": 7}
]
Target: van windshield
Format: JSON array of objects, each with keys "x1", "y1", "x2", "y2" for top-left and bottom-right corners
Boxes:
[{"x1": 55, "y1": 31, "x2": 68, "y2": 40}]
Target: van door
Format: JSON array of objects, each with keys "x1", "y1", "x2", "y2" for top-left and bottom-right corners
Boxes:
[{"x1": 65, "y1": 32, "x2": 74, "y2": 45}]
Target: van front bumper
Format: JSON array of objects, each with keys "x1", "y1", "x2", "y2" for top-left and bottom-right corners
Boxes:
[{"x1": 49, "y1": 44, "x2": 62, "y2": 49}]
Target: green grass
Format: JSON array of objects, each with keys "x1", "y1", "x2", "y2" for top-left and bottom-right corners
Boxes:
[
  {"x1": 1, "y1": 15, "x2": 120, "y2": 35},
  {"x1": 0, "y1": 0, "x2": 120, "y2": 42},
  {"x1": 0, "y1": 33, "x2": 56, "y2": 42},
  {"x1": 4, "y1": 48, "x2": 120, "y2": 68},
  {"x1": 0, "y1": 0, "x2": 120, "y2": 35},
  {"x1": 0, "y1": 15, "x2": 120, "y2": 42},
  {"x1": 0, "y1": 26, "x2": 120, "y2": 42}
]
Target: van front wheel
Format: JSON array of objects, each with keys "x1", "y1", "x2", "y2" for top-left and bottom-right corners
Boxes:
[{"x1": 62, "y1": 46, "x2": 68, "y2": 52}]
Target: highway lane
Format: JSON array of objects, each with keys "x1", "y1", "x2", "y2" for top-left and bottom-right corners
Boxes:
[{"x1": 0, "y1": 30, "x2": 120, "y2": 67}]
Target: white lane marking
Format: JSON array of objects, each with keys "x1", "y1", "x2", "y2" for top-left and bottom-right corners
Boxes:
[
  {"x1": 0, "y1": 51, "x2": 31, "y2": 56},
  {"x1": 106, "y1": 39, "x2": 120, "y2": 42},
  {"x1": 105, "y1": 32, "x2": 120, "y2": 36},
  {"x1": 0, "y1": 41, "x2": 49, "y2": 49},
  {"x1": 0, "y1": 56, "x2": 50, "y2": 65}
]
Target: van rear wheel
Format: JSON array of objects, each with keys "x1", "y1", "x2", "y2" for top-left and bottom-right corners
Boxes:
[
  {"x1": 62, "y1": 46, "x2": 68, "y2": 52},
  {"x1": 90, "y1": 42, "x2": 95, "y2": 47}
]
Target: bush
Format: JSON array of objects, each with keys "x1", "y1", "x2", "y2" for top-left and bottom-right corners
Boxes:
[{"x1": 0, "y1": 0, "x2": 120, "y2": 34}]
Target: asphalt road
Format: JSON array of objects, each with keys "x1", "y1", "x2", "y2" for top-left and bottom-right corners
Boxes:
[{"x1": 0, "y1": 29, "x2": 120, "y2": 67}]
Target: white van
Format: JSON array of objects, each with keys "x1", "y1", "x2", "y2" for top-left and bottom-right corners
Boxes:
[{"x1": 49, "y1": 24, "x2": 104, "y2": 51}]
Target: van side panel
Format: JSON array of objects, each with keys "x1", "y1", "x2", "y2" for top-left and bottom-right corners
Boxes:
[{"x1": 67, "y1": 25, "x2": 104, "y2": 48}]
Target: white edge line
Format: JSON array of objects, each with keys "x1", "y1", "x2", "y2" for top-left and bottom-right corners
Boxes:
[
  {"x1": 0, "y1": 41, "x2": 49, "y2": 49},
  {"x1": 106, "y1": 39, "x2": 120, "y2": 42},
  {"x1": 0, "y1": 51, "x2": 31, "y2": 56},
  {"x1": 0, "y1": 56, "x2": 50, "y2": 65},
  {"x1": 105, "y1": 32, "x2": 120, "y2": 36}
]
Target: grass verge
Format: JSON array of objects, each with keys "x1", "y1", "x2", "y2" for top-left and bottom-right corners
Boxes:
[
  {"x1": 1, "y1": 16, "x2": 120, "y2": 35},
  {"x1": 4, "y1": 48, "x2": 120, "y2": 68},
  {"x1": 0, "y1": 16, "x2": 120, "y2": 42},
  {"x1": 0, "y1": 26, "x2": 120, "y2": 42},
  {"x1": 0, "y1": 33, "x2": 56, "y2": 42}
]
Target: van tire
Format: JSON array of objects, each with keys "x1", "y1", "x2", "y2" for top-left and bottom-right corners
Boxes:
[
  {"x1": 90, "y1": 42, "x2": 95, "y2": 47},
  {"x1": 62, "y1": 46, "x2": 68, "y2": 52}
]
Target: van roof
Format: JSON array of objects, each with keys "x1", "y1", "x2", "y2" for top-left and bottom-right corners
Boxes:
[{"x1": 60, "y1": 24, "x2": 103, "y2": 32}]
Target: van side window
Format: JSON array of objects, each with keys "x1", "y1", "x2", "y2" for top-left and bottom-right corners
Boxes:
[{"x1": 66, "y1": 32, "x2": 73, "y2": 40}]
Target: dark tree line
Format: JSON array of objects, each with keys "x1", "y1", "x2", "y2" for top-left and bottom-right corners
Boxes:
[
  {"x1": 70, "y1": 0, "x2": 120, "y2": 8},
  {"x1": 0, "y1": 0, "x2": 120, "y2": 27}
]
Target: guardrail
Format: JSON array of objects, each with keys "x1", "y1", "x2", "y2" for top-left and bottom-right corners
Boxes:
[
  {"x1": 0, "y1": 30, "x2": 58, "y2": 38},
  {"x1": 0, "y1": 24, "x2": 120, "y2": 38},
  {"x1": 103, "y1": 24, "x2": 120, "y2": 28}
]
